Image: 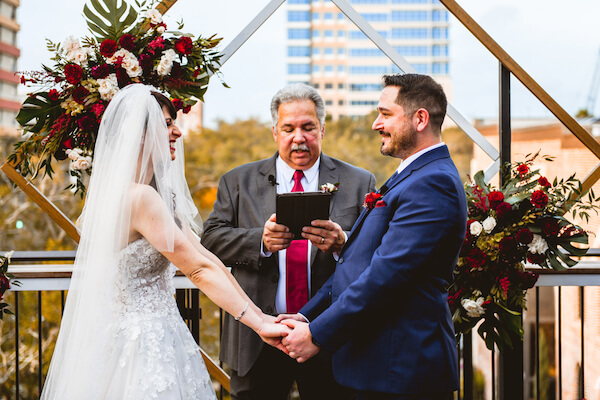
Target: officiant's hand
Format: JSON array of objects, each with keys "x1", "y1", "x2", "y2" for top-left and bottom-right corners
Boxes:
[
  {"x1": 301, "y1": 220, "x2": 345, "y2": 253},
  {"x1": 263, "y1": 213, "x2": 294, "y2": 253},
  {"x1": 280, "y1": 319, "x2": 320, "y2": 363}
]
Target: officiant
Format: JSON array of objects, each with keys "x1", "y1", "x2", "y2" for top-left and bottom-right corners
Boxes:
[{"x1": 202, "y1": 83, "x2": 375, "y2": 400}]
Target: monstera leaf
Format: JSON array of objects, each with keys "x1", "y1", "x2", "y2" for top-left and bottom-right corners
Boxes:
[
  {"x1": 16, "y1": 92, "x2": 62, "y2": 134},
  {"x1": 83, "y1": 0, "x2": 137, "y2": 41}
]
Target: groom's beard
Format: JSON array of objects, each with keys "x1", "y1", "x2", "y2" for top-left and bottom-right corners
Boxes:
[{"x1": 380, "y1": 128, "x2": 417, "y2": 159}]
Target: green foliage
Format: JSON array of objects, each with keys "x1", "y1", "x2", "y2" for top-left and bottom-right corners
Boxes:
[{"x1": 83, "y1": 0, "x2": 137, "y2": 41}]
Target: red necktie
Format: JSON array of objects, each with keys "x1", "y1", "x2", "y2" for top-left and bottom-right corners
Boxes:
[{"x1": 286, "y1": 170, "x2": 309, "y2": 313}]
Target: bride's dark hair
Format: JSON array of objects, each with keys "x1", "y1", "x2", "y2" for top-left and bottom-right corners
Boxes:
[{"x1": 150, "y1": 91, "x2": 177, "y2": 119}]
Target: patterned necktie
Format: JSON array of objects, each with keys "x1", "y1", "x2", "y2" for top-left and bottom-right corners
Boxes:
[{"x1": 286, "y1": 170, "x2": 308, "y2": 313}]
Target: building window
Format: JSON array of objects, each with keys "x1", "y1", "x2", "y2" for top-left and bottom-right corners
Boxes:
[
  {"x1": 288, "y1": 46, "x2": 311, "y2": 57},
  {"x1": 325, "y1": 100, "x2": 333, "y2": 106},
  {"x1": 288, "y1": 28, "x2": 310, "y2": 39},
  {"x1": 350, "y1": 0, "x2": 388, "y2": 3},
  {"x1": 350, "y1": 83, "x2": 383, "y2": 91},
  {"x1": 432, "y1": 62, "x2": 449, "y2": 74},
  {"x1": 324, "y1": 30, "x2": 334, "y2": 38},
  {"x1": 312, "y1": 30, "x2": 321, "y2": 38},
  {"x1": 313, "y1": 83, "x2": 320, "y2": 88},
  {"x1": 312, "y1": 12, "x2": 320, "y2": 20},
  {"x1": 325, "y1": 83, "x2": 333, "y2": 89},
  {"x1": 361, "y1": 13, "x2": 388, "y2": 22},
  {"x1": 338, "y1": 100, "x2": 344, "y2": 106},
  {"x1": 432, "y1": 9, "x2": 449, "y2": 21},
  {"x1": 338, "y1": 65, "x2": 345, "y2": 73},
  {"x1": 338, "y1": 30, "x2": 345, "y2": 38},
  {"x1": 338, "y1": 12, "x2": 345, "y2": 21},
  {"x1": 312, "y1": 65, "x2": 321, "y2": 73},
  {"x1": 324, "y1": 12, "x2": 333, "y2": 20},
  {"x1": 391, "y1": 28, "x2": 428, "y2": 39},
  {"x1": 288, "y1": 0, "x2": 310, "y2": 3},
  {"x1": 349, "y1": 65, "x2": 388, "y2": 75},
  {"x1": 324, "y1": 65, "x2": 334, "y2": 72},
  {"x1": 338, "y1": 48, "x2": 345, "y2": 55},
  {"x1": 338, "y1": 83, "x2": 345, "y2": 89},
  {"x1": 288, "y1": 64, "x2": 311, "y2": 74},
  {"x1": 391, "y1": 63, "x2": 428, "y2": 74},
  {"x1": 349, "y1": 31, "x2": 367, "y2": 40},
  {"x1": 324, "y1": 47, "x2": 334, "y2": 55},
  {"x1": 432, "y1": 45, "x2": 448, "y2": 57},
  {"x1": 392, "y1": 0, "x2": 429, "y2": 3},
  {"x1": 394, "y1": 46, "x2": 429, "y2": 57},
  {"x1": 432, "y1": 27, "x2": 448, "y2": 39},
  {"x1": 312, "y1": 47, "x2": 321, "y2": 56},
  {"x1": 391, "y1": 10, "x2": 429, "y2": 22},
  {"x1": 351, "y1": 100, "x2": 379, "y2": 106},
  {"x1": 350, "y1": 48, "x2": 384, "y2": 57},
  {"x1": 288, "y1": 11, "x2": 310, "y2": 22}
]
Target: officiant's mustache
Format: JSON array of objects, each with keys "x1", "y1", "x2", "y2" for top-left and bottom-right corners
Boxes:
[{"x1": 291, "y1": 144, "x2": 310, "y2": 152}]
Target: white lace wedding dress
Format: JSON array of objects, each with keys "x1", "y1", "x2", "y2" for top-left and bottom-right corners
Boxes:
[{"x1": 101, "y1": 237, "x2": 217, "y2": 399}]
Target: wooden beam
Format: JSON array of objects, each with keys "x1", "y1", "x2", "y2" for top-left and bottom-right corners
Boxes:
[
  {"x1": 439, "y1": 0, "x2": 600, "y2": 161},
  {"x1": 1, "y1": 160, "x2": 80, "y2": 242},
  {"x1": 140, "y1": 0, "x2": 178, "y2": 31},
  {"x1": 201, "y1": 348, "x2": 231, "y2": 393}
]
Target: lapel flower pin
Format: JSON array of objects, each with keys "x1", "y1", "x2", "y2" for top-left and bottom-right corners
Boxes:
[
  {"x1": 363, "y1": 192, "x2": 383, "y2": 210},
  {"x1": 319, "y1": 182, "x2": 340, "y2": 193}
]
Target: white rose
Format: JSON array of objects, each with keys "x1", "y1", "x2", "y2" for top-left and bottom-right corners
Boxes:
[
  {"x1": 63, "y1": 35, "x2": 80, "y2": 54},
  {"x1": 97, "y1": 74, "x2": 119, "y2": 101},
  {"x1": 156, "y1": 25, "x2": 166, "y2": 34},
  {"x1": 72, "y1": 157, "x2": 91, "y2": 170},
  {"x1": 461, "y1": 297, "x2": 486, "y2": 318},
  {"x1": 120, "y1": 55, "x2": 143, "y2": 78},
  {"x1": 156, "y1": 49, "x2": 177, "y2": 76},
  {"x1": 144, "y1": 9, "x2": 163, "y2": 24},
  {"x1": 528, "y1": 234, "x2": 549, "y2": 255},
  {"x1": 107, "y1": 49, "x2": 132, "y2": 65},
  {"x1": 66, "y1": 148, "x2": 83, "y2": 161},
  {"x1": 469, "y1": 221, "x2": 483, "y2": 236},
  {"x1": 482, "y1": 216, "x2": 496, "y2": 233},
  {"x1": 320, "y1": 183, "x2": 336, "y2": 192}
]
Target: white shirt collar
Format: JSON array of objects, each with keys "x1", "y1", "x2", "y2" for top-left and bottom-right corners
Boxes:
[
  {"x1": 276, "y1": 155, "x2": 321, "y2": 189},
  {"x1": 396, "y1": 142, "x2": 445, "y2": 175}
]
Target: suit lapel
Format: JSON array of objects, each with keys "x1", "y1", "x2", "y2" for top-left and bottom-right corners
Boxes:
[{"x1": 258, "y1": 154, "x2": 278, "y2": 223}]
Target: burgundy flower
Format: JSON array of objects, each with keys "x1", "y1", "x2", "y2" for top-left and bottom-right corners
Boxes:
[
  {"x1": 64, "y1": 63, "x2": 83, "y2": 84},
  {"x1": 487, "y1": 190, "x2": 504, "y2": 209},
  {"x1": 182, "y1": 105, "x2": 192, "y2": 114},
  {"x1": 77, "y1": 114, "x2": 96, "y2": 132},
  {"x1": 499, "y1": 277, "x2": 510, "y2": 296},
  {"x1": 139, "y1": 53, "x2": 153, "y2": 75},
  {"x1": 48, "y1": 89, "x2": 60, "y2": 102},
  {"x1": 147, "y1": 36, "x2": 165, "y2": 55},
  {"x1": 495, "y1": 201, "x2": 512, "y2": 220},
  {"x1": 99, "y1": 39, "x2": 118, "y2": 57},
  {"x1": 538, "y1": 176, "x2": 551, "y2": 188},
  {"x1": 91, "y1": 64, "x2": 110, "y2": 79},
  {"x1": 363, "y1": 192, "x2": 383, "y2": 210},
  {"x1": 542, "y1": 218, "x2": 560, "y2": 237},
  {"x1": 174, "y1": 36, "x2": 193, "y2": 55},
  {"x1": 527, "y1": 252, "x2": 546, "y2": 265},
  {"x1": 466, "y1": 248, "x2": 487, "y2": 271},
  {"x1": 498, "y1": 236, "x2": 517, "y2": 259},
  {"x1": 62, "y1": 137, "x2": 74, "y2": 150},
  {"x1": 0, "y1": 276, "x2": 10, "y2": 295},
  {"x1": 193, "y1": 68, "x2": 202, "y2": 78},
  {"x1": 118, "y1": 34, "x2": 136, "y2": 51},
  {"x1": 171, "y1": 62, "x2": 183, "y2": 78},
  {"x1": 516, "y1": 228, "x2": 533, "y2": 244},
  {"x1": 171, "y1": 98, "x2": 184, "y2": 111},
  {"x1": 72, "y1": 86, "x2": 90, "y2": 104},
  {"x1": 115, "y1": 67, "x2": 130, "y2": 88},
  {"x1": 530, "y1": 190, "x2": 549, "y2": 208},
  {"x1": 90, "y1": 102, "x2": 106, "y2": 120},
  {"x1": 519, "y1": 270, "x2": 538, "y2": 290},
  {"x1": 517, "y1": 163, "x2": 529, "y2": 176},
  {"x1": 20, "y1": 75, "x2": 26, "y2": 84}
]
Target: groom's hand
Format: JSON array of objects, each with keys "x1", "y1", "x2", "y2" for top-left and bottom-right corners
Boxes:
[
  {"x1": 301, "y1": 219, "x2": 345, "y2": 253},
  {"x1": 280, "y1": 319, "x2": 320, "y2": 363},
  {"x1": 274, "y1": 313, "x2": 307, "y2": 323}
]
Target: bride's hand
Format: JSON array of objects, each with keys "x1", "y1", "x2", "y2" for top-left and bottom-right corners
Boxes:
[{"x1": 256, "y1": 321, "x2": 290, "y2": 354}]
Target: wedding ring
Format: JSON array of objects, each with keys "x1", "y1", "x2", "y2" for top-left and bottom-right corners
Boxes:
[{"x1": 321, "y1": 237, "x2": 325, "y2": 244}]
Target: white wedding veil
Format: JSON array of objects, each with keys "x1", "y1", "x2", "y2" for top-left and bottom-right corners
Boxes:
[{"x1": 41, "y1": 84, "x2": 200, "y2": 398}]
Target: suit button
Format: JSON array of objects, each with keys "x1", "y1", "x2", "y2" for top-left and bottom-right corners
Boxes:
[
  {"x1": 339, "y1": 257, "x2": 344, "y2": 264},
  {"x1": 271, "y1": 275, "x2": 278, "y2": 284},
  {"x1": 266, "y1": 306, "x2": 273, "y2": 314}
]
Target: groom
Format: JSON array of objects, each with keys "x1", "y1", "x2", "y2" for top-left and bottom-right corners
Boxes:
[{"x1": 280, "y1": 74, "x2": 467, "y2": 399}]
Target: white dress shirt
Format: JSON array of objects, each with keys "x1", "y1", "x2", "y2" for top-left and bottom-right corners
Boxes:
[{"x1": 263, "y1": 156, "x2": 321, "y2": 314}]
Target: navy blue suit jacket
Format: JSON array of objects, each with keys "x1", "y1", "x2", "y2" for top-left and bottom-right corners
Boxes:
[{"x1": 301, "y1": 145, "x2": 467, "y2": 395}]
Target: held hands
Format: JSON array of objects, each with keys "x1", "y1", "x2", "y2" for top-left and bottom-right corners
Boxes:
[
  {"x1": 301, "y1": 219, "x2": 345, "y2": 254},
  {"x1": 256, "y1": 319, "x2": 291, "y2": 354},
  {"x1": 279, "y1": 319, "x2": 320, "y2": 363}
]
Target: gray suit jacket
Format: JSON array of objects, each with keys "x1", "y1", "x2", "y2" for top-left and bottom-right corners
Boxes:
[{"x1": 202, "y1": 152, "x2": 376, "y2": 376}]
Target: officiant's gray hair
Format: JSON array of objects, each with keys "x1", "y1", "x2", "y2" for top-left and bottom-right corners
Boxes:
[{"x1": 271, "y1": 83, "x2": 326, "y2": 127}]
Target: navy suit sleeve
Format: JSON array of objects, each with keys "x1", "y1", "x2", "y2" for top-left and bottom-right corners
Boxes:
[{"x1": 309, "y1": 171, "x2": 465, "y2": 352}]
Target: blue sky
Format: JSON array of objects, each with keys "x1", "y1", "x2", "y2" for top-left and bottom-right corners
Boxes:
[{"x1": 17, "y1": 0, "x2": 600, "y2": 128}]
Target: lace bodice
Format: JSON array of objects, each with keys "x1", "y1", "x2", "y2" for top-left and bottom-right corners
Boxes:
[{"x1": 114, "y1": 238, "x2": 178, "y2": 317}]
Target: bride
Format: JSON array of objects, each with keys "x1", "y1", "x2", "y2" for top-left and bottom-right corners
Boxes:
[{"x1": 40, "y1": 84, "x2": 287, "y2": 399}]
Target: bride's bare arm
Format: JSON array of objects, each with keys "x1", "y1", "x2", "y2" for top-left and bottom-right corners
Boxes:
[
  {"x1": 185, "y1": 229, "x2": 272, "y2": 322},
  {"x1": 130, "y1": 185, "x2": 285, "y2": 339}
]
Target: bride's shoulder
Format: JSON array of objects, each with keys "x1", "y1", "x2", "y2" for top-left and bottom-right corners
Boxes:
[{"x1": 128, "y1": 184, "x2": 163, "y2": 208}]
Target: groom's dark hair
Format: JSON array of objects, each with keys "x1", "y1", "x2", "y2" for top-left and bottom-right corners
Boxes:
[{"x1": 382, "y1": 74, "x2": 447, "y2": 131}]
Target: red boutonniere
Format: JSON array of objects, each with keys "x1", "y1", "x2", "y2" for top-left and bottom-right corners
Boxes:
[{"x1": 363, "y1": 192, "x2": 383, "y2": 210}]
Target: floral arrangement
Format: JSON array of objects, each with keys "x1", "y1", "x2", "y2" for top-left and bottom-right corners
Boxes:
[
  {"x1": 449, "y1": 153, "x2": 599, "y2": 351},
  {"x1": 11, "y1": 0, "x2": 223, "y2": 195},
  {"x1": 363, "y1": 191, "x2": 385, "y2": 210},
  {"x1": 0, "y1": 251, "x2": 20, "y2": 319},
  {"x1": 319, "y1": 182, "x2": 339, "y2": 193}
]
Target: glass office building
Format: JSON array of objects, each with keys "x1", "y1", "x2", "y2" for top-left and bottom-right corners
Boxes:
[{"x1": 286, "y1": 0, "x2": 451, "y2": 120}]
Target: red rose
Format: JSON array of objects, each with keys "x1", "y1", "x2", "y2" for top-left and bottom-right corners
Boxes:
[
  {"x1": 72, "y1": 86, "x2": 90, "y2": 104},
  {"x1": 516, "y1": 228, "x2": 533, "y2": 244},
  {"x1": 516, "y1": 163, "x2": 529, "y2": 176},
  {"x1": 171, "y1": 98, "x2": 184, "y2": 111},
  {"x1": 139, "y1": 53, "x2": 153, "y2": 75},
  {"x1": 64, "y1": 63, "x2": 83, "y2": 84},
  {"x1": 91, "y1": 64, "x2": 110, "y2": 79},
  {"x1": 542, "y1": 218, "x2": 560, "y2": 237},
  {"x1": 519, "y1": 271, "x2": 538, "y2": 290},
  {"x1": 530, "y1": 190, "x2": 548, "y2": 208},
  {"x1": 48, "y1": 89, "x2": 60, "y2": 102},
  {"x1": 363, "y1": 192, "x2": 383, "y2": 210},
  {"x1": 171, "y1": 62, "x2": 183, "y2": 78},
  {"x1": 0, "y1": 276, "x2": 9, "y2": 295},
  {"x1": 466, "y1": 248, "x2": 487, "y2": 271},
  {"x1": 99, "y1": 39, "x2": 118, "y2": 57},
  {"x1": 495, "y1": 201, "x2": 512, "y2": 220},
  {"x1": 115, "y1": 67, "x2": 130, "y2": 88},
  {"x1": 487, "y1": 190, "x2": 504, "y2": 209},
  {"x1": 499, "y1": 236, "x2": 517, "y2": 257},
  {"x1": 527, "y1": 252, "x2": 546, "y2": 266},
  {"x1": 182, "y1": 105, "x2": 192, "y2": 114},
  {"x1": 77, "y1": 114, "x2": 96, "y2": 132},
  {"x1": 118, "y1": 34, "x2": 136, "y2": 51},
  {"x1": 538, "y1": 176, "x2": 550, "y2": 187},
  {"x1": 174, "y1": 36, "x2": 193, "y2": 55},
  {"x1": 62, "y1": 137, "x2": 74, "y2": 150},
  {"x1": 90, "y1": 102, "x2": 106, "y2": 119}
]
